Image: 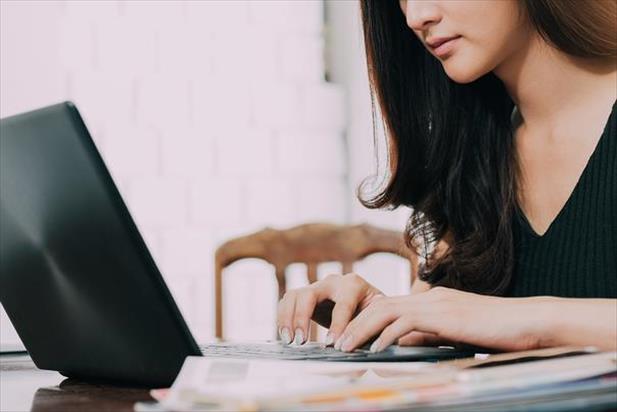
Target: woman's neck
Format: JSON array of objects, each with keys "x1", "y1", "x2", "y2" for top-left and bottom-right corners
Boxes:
[{"x1": 493, "y1": 32, "x2": 617, "y2": 134}]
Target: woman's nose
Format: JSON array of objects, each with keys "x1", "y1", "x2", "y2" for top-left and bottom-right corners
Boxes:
[{"x1": 403, "y1": 0, "x2": 442, "y2": 31}]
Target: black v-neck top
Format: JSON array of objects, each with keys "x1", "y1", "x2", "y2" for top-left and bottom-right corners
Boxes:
[{"x1": 507, "y1": 101, "x2": 617, "y2": 298}]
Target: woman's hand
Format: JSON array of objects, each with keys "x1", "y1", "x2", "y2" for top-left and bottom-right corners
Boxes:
[
  {"x1": 277, "y1": 273, "x2": 384, "y2": 345},
  {"x1": 336, "y1": 287, "x2": 549, "y2": 353}
]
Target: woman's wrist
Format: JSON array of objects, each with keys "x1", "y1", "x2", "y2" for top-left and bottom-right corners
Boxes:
[
  {"x1": 518, "y1": 296, "x2": 617, "y2": 350},
  {"x1": 516, "y1": 296, "x2": 561, "y2": 349}
]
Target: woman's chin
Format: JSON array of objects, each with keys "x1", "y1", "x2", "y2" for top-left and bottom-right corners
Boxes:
[{"x1": 442, "y1": 59, "x2": 487, "y2": 84}]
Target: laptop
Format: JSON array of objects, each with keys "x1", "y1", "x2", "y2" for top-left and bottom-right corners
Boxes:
[{"x1": 0, "y1": 102, "x2": 472, "y2": 386}]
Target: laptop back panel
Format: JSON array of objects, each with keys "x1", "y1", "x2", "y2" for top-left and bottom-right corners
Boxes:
[{"x1": 0, "y1": 102, "x2": 200, "y2": 386}]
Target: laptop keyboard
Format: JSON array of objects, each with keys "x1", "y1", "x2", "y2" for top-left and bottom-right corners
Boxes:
[{"x1": 199, "y1": 342, "x2": 373, "y2": 361}]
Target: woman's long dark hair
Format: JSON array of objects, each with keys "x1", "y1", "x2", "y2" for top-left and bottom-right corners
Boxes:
[{"x1": 358, "y1": 0, "x2": 617, "y2": 295}]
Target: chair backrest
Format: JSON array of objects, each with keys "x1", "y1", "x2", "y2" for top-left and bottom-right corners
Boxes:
[{"x1": 214, "y1": 223, "x2": 417, "y2": 340}]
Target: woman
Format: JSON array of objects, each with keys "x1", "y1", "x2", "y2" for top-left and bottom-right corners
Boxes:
[{"x1": 277, "y1": 0, "x2": 617, "y2": 353}]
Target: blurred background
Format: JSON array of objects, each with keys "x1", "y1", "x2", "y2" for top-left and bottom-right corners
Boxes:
[{"x1": 0, "y1": 0, "x2": 410, "y2": 344}]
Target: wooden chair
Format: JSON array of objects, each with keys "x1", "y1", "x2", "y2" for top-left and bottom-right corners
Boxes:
[{"x1": 214, "y1": 223, "x2": 418, "y2": 341}]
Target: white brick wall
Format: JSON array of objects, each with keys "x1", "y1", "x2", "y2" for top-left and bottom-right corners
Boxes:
[{"x1": 0, "y1": 0, "x2": 348, "y2": 342}]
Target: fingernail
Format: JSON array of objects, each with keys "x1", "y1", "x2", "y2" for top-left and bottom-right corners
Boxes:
[
  {"x1": 293, "y1": 328, "x2": 304, "y2": 345},
  {"x1": 340, "y1": 335, "x2": 354, "y2": 352},
  {"x1": 325, "y1": 331, "x2": 334, "y2": 346},
  {"x1": 369, "y1": 338, "x2": 382, "y2": 353},
  {"x1": 280, "y1": 327, "x2": 291, "y2": 345}
]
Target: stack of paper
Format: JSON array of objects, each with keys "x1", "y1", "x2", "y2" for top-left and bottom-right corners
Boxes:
[{"x1": 136, "y1": 348, "x2": 617, "y2": 412}]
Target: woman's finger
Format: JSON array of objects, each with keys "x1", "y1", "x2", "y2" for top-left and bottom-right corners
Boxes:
[
  {"x1": 328, "y1": 297, "x2": 360, "y2": 346},
  {"x1": 326, "y1": 275, "x2": 368, "y2": 345},
  {"x1": 337, "y1": 301, "x2": 397, "y2": 352},
  {"x1": 291, "y1": 288, "x2": 317, "y2": 345},
  {"x1": 277, "y1": 277, "x2": 335, "y2": 345},
  {"x1": 276, "y1": 291, "x2": 296, "y2": 344},
  {"x1": 371, "y1": 315, "x2": 418, "y2": 352}
]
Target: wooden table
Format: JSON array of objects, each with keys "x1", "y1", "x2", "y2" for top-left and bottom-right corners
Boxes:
[{"x1": 1, "y1": 354, "x2": 154, "y2": 411}]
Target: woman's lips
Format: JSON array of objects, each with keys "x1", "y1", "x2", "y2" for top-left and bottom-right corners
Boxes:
[{"x1": 431, "y1": 36, "x2": 461, "y2": 57}]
